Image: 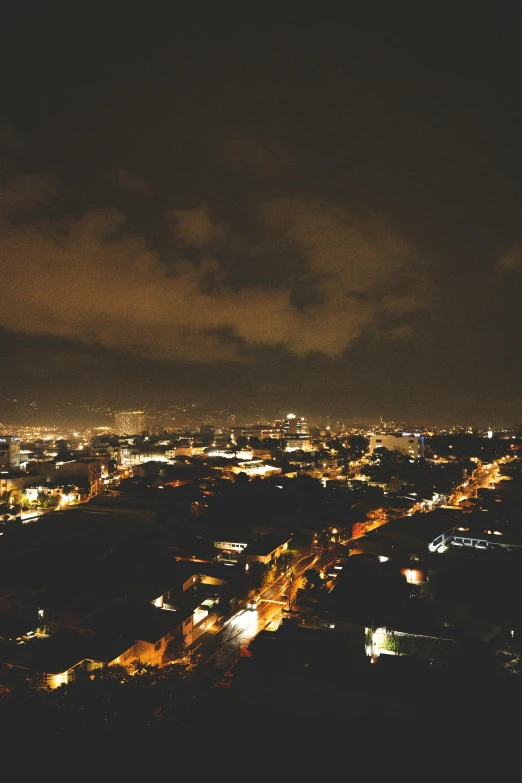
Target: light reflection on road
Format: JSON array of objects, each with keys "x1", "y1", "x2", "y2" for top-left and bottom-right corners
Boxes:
[
  {"x1": 208, "y1": 552, "x2": 325, "y2": 670},
  {"x1": 213, "y1": 608, "x2": 273, "y2": 668}
]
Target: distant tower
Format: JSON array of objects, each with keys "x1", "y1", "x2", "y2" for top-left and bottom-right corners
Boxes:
[
  {"x1": 0, "y1": 435, "x2": 21, "y2": 470},
  {"x1": 114, "y1": 411, "x2": 146, "y2": 436}
]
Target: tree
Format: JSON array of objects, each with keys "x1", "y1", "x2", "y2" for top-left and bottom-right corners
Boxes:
[
  {"x1": 37, "y1": 491, "x2": 50, "y2": 508},
  {"x1": 278, "y1": 549, "x2": 297, "y2": 571},
  {"x1": 302, "y1": 568, "x2": 322, "y2": 593},
  {"x1": 248, "y1": 562, "x2": 265, "y2": 589},
  {"x1": 261, "y1": 567, "x2": 275, "y2": 588}
]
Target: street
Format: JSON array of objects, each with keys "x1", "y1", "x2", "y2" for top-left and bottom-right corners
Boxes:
[
  {"x1": 202, "y1": 550, "x2": 329, "y2": 671},
  {"x1": 450, "y1": 461, "x2": 502, "y2": 505}
]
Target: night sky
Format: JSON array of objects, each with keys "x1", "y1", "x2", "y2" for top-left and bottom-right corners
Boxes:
[{"x1": 1, "y1": 2, "x2": 521, "y2": 426}]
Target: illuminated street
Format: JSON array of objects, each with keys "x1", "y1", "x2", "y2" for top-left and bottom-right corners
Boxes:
[
  {"x1": 449, "y1": 461, "x2": 503, "y2": 506},
  {"x1": 204, "y1": 552, "x2": 326, "y2": 670}
]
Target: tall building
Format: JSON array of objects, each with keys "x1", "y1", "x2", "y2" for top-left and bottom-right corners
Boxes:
[
  {"x1": 283, "y1": 414, "x2": 308, "y2": 438},
  {"x1": 114, "y1": 411, "x2": 146, "y2": 436},
  {"x1": 0, "y1": 435, "x2": 21, "y2": 470},
  {"x1": 283, "y1": 414, "x2": 311, "y2": 451}
]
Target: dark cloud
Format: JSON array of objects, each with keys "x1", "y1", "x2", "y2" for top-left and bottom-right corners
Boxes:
[
  {"x1": 108, "y1": 168, "x2": 152, "y2": 197},
  {"x1": 1, "y1": 4, "x2": 522, "y2": 423},
  {"x1": 0, "y1": 174, "x2": 425, "y2": 364},
  {"x1": 495, "y1": 245, "x2": 522, "y2": 272},
  {"x1": 0, "y1": 172, "x2": 61, "y2": 218},
  {"x1": 218, "y1": 131, "x2": 298, "y2": 180},
  {"x1": 171, "y1": 206, "x2": 229, "y2": 247}
]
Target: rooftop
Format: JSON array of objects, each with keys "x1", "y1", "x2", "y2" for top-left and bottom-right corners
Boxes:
[
  {"x1": 1, "y1": 628, "x2": 135, "y2": 674},
  {"x1": 245, "y1": 533, "x2": 292, "y2": 556},
  {"x1": 94, "y1": 603, "x2": 183, "y2": 644}
]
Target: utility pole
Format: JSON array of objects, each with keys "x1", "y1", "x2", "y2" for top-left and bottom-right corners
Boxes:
[{"x1": 288, "y1": 568, "x2": 295, "y2": 609}]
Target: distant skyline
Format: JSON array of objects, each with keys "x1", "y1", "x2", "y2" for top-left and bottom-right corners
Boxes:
[
  {"x1": 1, "y1": 4, "x2": 521, "y2": 426},
  {"x1": 0, "y1": 395, "x2": 514, "y2": 432}
]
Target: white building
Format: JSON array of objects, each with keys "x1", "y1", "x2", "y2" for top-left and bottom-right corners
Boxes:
[
  {"x1": 118, "y1": 446, "x2": 168, "y2": 466},
  {"x1": 285, "y1": 437, "x2": 312, "y2": 452},
  {"x1": 165, "y1": 444, "x2": 206, "y2": 459},
  {"x1": 214, "y1": 539, "x2": 249, "y2": 553},
  {"x1": 368, "y1": 433, "x2": 424, "y2": 459},
  {"x1": 114, "y1": 411, "x2": 146, "y2": 436},
  {"x1": 228, "y1": 460, "x2": 282, "y2": 476}
]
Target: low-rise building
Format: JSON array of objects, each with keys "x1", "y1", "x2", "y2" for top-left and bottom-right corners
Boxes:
[
  {"x1": 53, "y1": 459, "x2": 103, "y2": 497},
  {"x1": 241, "y1": 534, "x2": 292, "y2": 566},
  {"x1": 227, "y1": 460, "x2": 282, "y2": 477},
  {"x1": 214, "y1": 538, "x2": 249, "y2": 554},
  {"x1": 0, "y1": 472, "x2": 44, "y2": 503},
  {"x1": 23, "y1": 483, "x2": 81, "y2": 506},
  {"x1": 118, "y1": 446, "x2": 168, "y2": 466},
  {"x1": 1, "y1": 628, "x2": 137, "y2": 689}
]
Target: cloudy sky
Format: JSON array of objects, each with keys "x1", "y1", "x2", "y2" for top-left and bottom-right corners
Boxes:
[{"x1": 1, "y1": 2, "x2": 521, "y2": 426}]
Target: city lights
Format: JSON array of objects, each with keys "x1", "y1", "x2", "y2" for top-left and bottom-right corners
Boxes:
[{"x1": 0, "y1": 3, "x2": 521, "y2": 739}]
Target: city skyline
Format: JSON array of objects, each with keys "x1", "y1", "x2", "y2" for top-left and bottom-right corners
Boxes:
[
  {"x1": 0, "y1": 395, "x2": 517, "y2": 432},
  {"x1": 2, "y1": 3, "x2": 522, "y2": 751},
  {"x1": 1, "y1": 4, "x2": 521, "y2": 428}
]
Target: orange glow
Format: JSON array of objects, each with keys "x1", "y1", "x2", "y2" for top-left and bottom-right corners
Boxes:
[{"x1": 401, "y1": 568, "x2": 424, "y2": 584}]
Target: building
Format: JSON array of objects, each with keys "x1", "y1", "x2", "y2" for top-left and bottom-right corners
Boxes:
[
  {"x1": 92, "y1": 454, "x2": 109, "y2": 478},
  {"x1": 227, "y1": 460, "x2": 282, "y2": 477},
  {"x1": 282, "y1": 415, "x2": 312, "y2": 451},
  {"x1": 114, "y1": 411, "x2": 146, "y2": 436},
  {"x1": 428, "y1": 525, "x2": 522, "y2": 554},
  {"x1": 118, "y1": 445, "x2": 168, "y2": 466},
  {"x1": 0, "y1": 628, "x2": 138, "y2": 689},
  {"x1": 283, "y1": 414, "x2": 308, "y2": 438},
  {"x1": 55, "y1": 459, "x2": 103, "y2": 497},
  {"x1": 241, "y1": 534, "x2": 292, "y2": 566},
  {"x1": 0, "y1": 472, "x2": 41, "y2": 504},
  {"x1": 368, "y1": 433, "x2": 424, "y2": 459},
  {"x1": 200, "y1": 424, "x2": 215, "y2": 439},
  {"x1": 214, "y1": 538, "x2": 249, "y2": 554},
  {"x1": 0, "y1": 436, "x2": 20, "y2": 470},
  {"x1": 165, "y1": 444, "x2": 205, "y2": 459},
  {"x1": 230, "y1": 425, "x2": 283, "y2": 443},
  {"x1": 23, "y1": 483, "x2": 81, "y2": 506}
]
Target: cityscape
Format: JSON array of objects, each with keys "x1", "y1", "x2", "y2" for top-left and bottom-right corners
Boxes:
[
  {"x1": 2, "y1": 1, "x2": 522, "y2": 768},
  {"x1": 1, "y1": 412, "x2": 522, "y2": 741}
]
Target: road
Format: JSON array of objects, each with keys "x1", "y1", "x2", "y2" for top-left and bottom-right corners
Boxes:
[
  {"x1": 404, "y1": 461, "x2": 503, "y2": 515},
  {"x1": 449, "y1": 461, "x2": 502, "y2": 505},
  {"x1": 202, "y1": 550, "x2": 330, "y2": 671}
]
